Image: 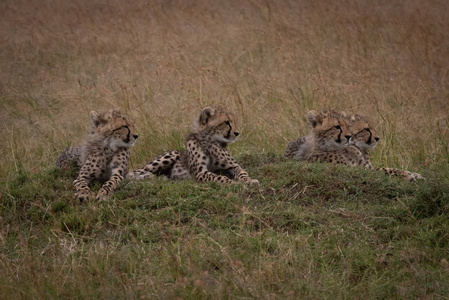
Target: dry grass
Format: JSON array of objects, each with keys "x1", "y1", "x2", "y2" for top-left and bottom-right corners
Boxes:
[{"x1": 1, "y1": 0, "x2": 448, "y2": 179}]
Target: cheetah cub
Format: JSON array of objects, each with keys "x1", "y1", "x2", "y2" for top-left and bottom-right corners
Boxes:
[
  {"x1": 56, "y1": 109, "x2": 138, "y2": 201},
  {"x1": 284, "y1": 110, "x2": 352, "y2": 160},
  {"x1": 349, "y1": 114, "x2": 423, "y2": 181},
  {"x1": 128, "y1": 106, "x2": 258, "y2": 185}
]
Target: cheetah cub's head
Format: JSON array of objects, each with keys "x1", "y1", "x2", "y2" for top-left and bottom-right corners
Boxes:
[
  {"x1": 349, "y1": 114, "x2": 380, "y2": 151},
  {"x1": 192, "y1": 106, "x2": 239, "y2": 144},
  {"x1": 89, "y1": 109, "x2": 138, "y2": 151},
  {"x1": 308, "y1": 110, "x2": 351, "y2": 151}
]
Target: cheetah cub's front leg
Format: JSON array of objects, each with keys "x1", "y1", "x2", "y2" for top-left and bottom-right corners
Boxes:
[
  {"x1": 96, "y1": 148, "x2": 130, "y2": 200},
  {"x1": 73, "y1": 159, "x2": 98, "y2": 202},
  {"x1": 230, "y1": 165, "x2": 259, "y2": 185},
  {"x1": 187, "y1": 141, "x2": 237, "y2": 184},
  {"x1": 205, "y1": 144, "x2": 259, "y2": 185}
]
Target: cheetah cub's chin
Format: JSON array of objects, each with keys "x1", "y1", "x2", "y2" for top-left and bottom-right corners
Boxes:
[{"x1": 214, "y1": 135, "x2": 237, "y2": 144}]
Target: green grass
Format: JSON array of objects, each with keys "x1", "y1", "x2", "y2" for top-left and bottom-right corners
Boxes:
[{"x1": 1, "y1": 154, "x2": 448, "y2": 298}]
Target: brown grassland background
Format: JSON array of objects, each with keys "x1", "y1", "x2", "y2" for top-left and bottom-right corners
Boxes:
[
  {"x1": 1, "y1": 0, "x2": 449, "y2": 298},
  {"x1": 1, "y1": 0, "x2": 448, "y2": 176}
]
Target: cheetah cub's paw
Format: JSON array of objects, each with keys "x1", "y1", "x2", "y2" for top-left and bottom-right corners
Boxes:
[
  {"x1": 96, "y1": 188, "x2": 112, "y2": 201},
  {"x1": 248, "y1": 179, "x2": 260, "y2": 185},
  {"x1": 409, "y1": 172, "x2": 424, "y2": 182},
  {"x1": 76, "y1": 190, "x2": 94, "y2": 202}
]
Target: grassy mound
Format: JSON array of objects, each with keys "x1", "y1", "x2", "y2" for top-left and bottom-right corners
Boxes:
[{"x1": 1, "y1": 154, "x2": 448, "y2": 298}]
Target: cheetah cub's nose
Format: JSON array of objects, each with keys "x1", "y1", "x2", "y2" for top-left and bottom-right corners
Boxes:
[
  {"x1": 375, "y1": 137, "x2": 380, "y2": 142},
  {"x1": 234, "y1": 131, "x2": 239, "y2": 137},
  {"x1": 345, "y1": 135, "x2": 351, "y2": 141},
  {"x1": 133, "y1": 134, "x2": 139, "y2": 139}
]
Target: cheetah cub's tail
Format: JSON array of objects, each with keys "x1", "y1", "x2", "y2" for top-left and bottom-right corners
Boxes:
[{"x1": 56, "y1": 146, "x2": 82, "y2": 169}]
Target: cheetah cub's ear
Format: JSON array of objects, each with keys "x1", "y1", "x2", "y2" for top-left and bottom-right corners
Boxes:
[
  {"x1": 90, "y1": 110, "x2": 107, "y2": 127},
  {"x1": 111, "y1": 109, "x2": 123, "y2": 119},
  {"x1": 199, "y1": 106, "x2": 216, "y2": 125},
  {"x1": 307, "y1": 110, "x2": 322, "y2": 128},
  {"x1": 90, "y1": 110, "x2": 101, "y2": 127}
]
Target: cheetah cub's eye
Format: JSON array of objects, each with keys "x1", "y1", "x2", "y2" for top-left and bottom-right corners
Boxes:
[
  {"x1": 225, "y1": 121, "x2": 231, "y2": 126},
  {"x1": 334, "y1": 125, "x2": 341, "y2": 130},
  {"x1": 114, "y1": 125, "x2": 130, "y2": 132}
]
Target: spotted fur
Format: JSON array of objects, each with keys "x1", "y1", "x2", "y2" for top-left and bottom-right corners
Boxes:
[
  {"x1": 56, "y1": 109, "x2": 138, "y2": 201},
  {"x1": 284, "y1": 136, "x2": 307, "y2": 159},
  {"x1": 128, "y1": 106, "x2": 258, "y2": 185}
]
